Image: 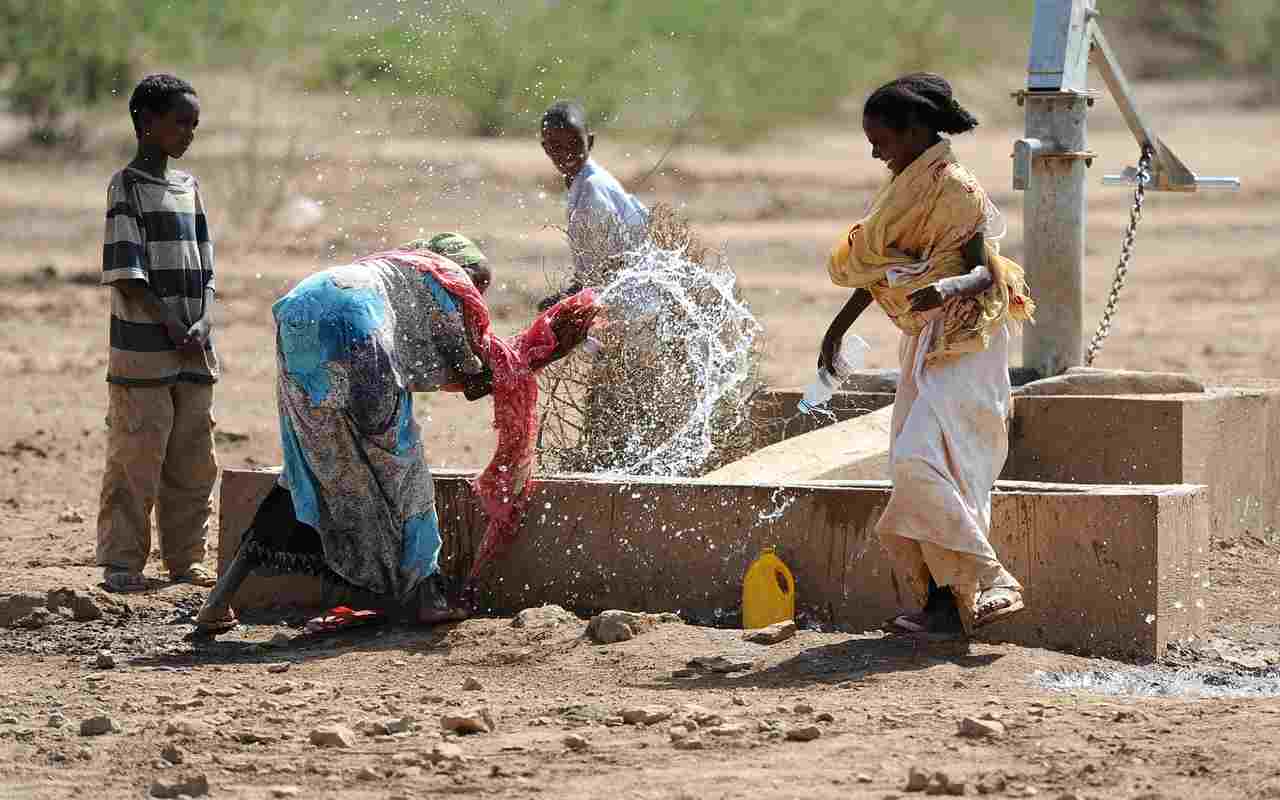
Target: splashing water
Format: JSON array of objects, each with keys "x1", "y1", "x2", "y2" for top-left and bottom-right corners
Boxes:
[
  {"x1": 1036, "y1": 667, "x2": 1280, "y2": 699},
  {"x1": 586, "y1": 238, "x2": 761, "y2": 477}
]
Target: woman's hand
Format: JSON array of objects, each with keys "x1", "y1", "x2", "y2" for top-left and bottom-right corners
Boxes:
[
  {"x1": 819, "y1": 288, "x2": 874, "y2": 371},
  {"x1": 819, "y1": 326, "x2": 842, "y2": 372},
  {"x1": 907, "y1": 282, "x2": 948, "y2": 313}
]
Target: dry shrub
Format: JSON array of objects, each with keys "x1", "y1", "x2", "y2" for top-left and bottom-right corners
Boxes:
[{"x1": 536, "y1": 203, "x2": 764, "y2": 476}]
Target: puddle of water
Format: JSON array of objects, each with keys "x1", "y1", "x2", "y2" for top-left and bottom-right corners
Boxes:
[{"x1": 1036, "y1": 666, "x2": 1280, "y2": 699}]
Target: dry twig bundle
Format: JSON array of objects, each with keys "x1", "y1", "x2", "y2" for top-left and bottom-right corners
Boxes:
[{"x1": 536, "y1": 203, "x2": 764, "y2": 476}]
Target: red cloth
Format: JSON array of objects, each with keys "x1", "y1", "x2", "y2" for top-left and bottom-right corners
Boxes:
[{"x1": 360, "y1": 249, "x2": 599, "y2": 578}]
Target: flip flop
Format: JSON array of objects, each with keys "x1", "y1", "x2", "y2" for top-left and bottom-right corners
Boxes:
[
  {"x1": 171, "y1": 563, "x2": 218, "y2": 587},
  {"x1": 194, "y1": 608, "x2": 239, "y2": 635},
  {"x1": 303, "y1": 606, "x2": 385, "y2": 635},
  {"x1": 103, "y1": 568, "x2": 148, "y2": 594},
  {"x1": 963, "y1": 588, "x2": 1025, "y2": 632}
]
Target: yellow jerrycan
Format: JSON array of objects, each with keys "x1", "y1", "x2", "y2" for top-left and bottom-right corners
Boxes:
[{"x1": 742, "y1": 548, "x2": 795, "y2": 629}]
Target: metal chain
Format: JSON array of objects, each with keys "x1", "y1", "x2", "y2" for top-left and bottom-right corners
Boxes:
[{"x1": 1084, "y1": 146, "x2": 1154, "y2": 366}]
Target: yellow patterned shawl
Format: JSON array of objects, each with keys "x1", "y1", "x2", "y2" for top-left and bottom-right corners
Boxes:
[{"x1": 829, "y1": 140, "x2": 1035, "y2": 364}]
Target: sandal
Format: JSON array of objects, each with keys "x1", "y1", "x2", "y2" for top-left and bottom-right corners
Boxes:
[
  {"x1": 304, "y1": 606, "x2": 385, "y2": 635},
  {"x1": 171, "y1": 563, "x2": 218, "y2": 587},
  {"x1": 415, "y1": 574, "x2": 469, "y2": 625},
  {"x1": 102, "y1": 567, "x2": 148, "y2": 594},
  {"x1": 194, "y1": 605, "x2": 239, "y2": 634},
  {"x1": 962, "y1": 587, "x2": 1025, "y2": 632}
]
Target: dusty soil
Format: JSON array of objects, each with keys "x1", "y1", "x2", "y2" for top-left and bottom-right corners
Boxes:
[{"x1": 3, "y1": 73, "x2": 1280, "y2": 798}]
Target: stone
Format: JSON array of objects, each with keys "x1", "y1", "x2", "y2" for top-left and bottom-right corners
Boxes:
[
  {"x1": 149, "y1": 774, "x2": 209, "y2": 798},
  {"x1": 357, "y1": 766, "x2": 380, "y2": 781},
  {"x1": 905, "y1": 767, "x2": 931, "y2": 792},
  {"x1": 270, "y1": 788, "x2": 301, "y2": 799},
  {"x1": 708, "y1": 723, "x2": 748, "y2": 738},
  {"x1": 785, "y1": 725, "x2": 822, "y2": 742},
  {"x1": 15, "y1": 607, "x2": 60, "y2": 629},
  {"x1": 161, "y1": 743, "x2": 185, "y2": 765},
  {"x1": 856, "y1": 773, "x2": 874, "y2": 783},
  {"x1": 441, "y1": 709, "x2": 493, "y2": 735},
  {"x1": 976, "y1": 773, "x2": 1007, "y2": 795},
  {"x1": 95, "y1": 651, "x2": 116, "y2": 670},
  {"x1": 309, "y1": 725, "x2": 356, "y2": 748},
  {"x1": 678, "y1": 705, "x2": 723, "y2": 727},
  {"x1": 686, "y1": 655, "x2": 756, "y2": 674},
  {"x1": 47, "y1": 589, "x2": 107, "y2": 622},
  {"x1": 587, "y1": 609, "x2": 682, "y2": 644},
  {"x1": 47, "y1": 713, "x2": 66, "y2": 728},
  {"x1": 958, "y1": 717, "x2": 1005, "y2": 739},
  {"x1": 165, "y1": 718, "x2": 211, "y2": 737},
  {"x1": 267, "y1": 663, "x2": 291, "y2": 674},
  {"x1": 672, "y1": 735, "x2": 705, "y2": 750},
  {"x1": 58, "y1": 508, "x2": 86, "y2": 523},
  {"x1": 426, "y1": 742, "x2": 466, "y2": 764},
  {"x1": 0, "y1": 592, "x2": 54, "y2": 627},
  {"x1": 793, "y1": 703, "x2": 815, "y2": 714},
  {"x1": 816, "y1": 712, "x2": 836, "y2": 723},
  {"x1": 391, "y1": 753, "x2": 423, "y2": 767},
  {"x1": 462, "y1": 676, "x2": 484, "y2": 691},
  {"x1": 621, "y1": 705, "x2": 673, "y2": 726},
  {"x1": 79, "y1": 716, "x2": 116, "y2": 736},
  {"x1": 744, "y1": 620, "x2": 797, "y2": 645},
  {"x1": 234, "y1": 730, "x2": 272, "y2": 744},
  {"x1": 563, "y1": 733, "x2": 590, "y2": 751},
  {"x1": 270, "y1": 684, "x2": 294, "y2": 695},
  {"x1": 512, "y1": 604, "x2": 580, "y2": 629},
  {"x1": 383, "y1": 717, "x2": 413, "y2": 735}
]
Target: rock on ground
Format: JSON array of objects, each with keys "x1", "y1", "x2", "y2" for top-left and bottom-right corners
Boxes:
[
  {"x1": 563, "y1": 733, "x2": 590, "y2": 751},
  {"x1": 587, "y1": 610, "x2": 682, "y2": 644},
  {"x1": 160, "y1": 743, "x2": 185, "y2": 765},
  {"x1": 0, "y1": 593, "x2": 46, "y2": 627},
  {"x1": 426, "y1": 742, "x2": 466, "y2": 764},
  {"x1": 149, "y1": 774, "x2": 209, "y2": 798},
  {"x1": 309, "y1": 724, "x2": 356, "y2": 748},
  {"x1": 462, "y1": 676, "x2": 484, "y2": 691},
  {"x1": 686, "y1": 655, "x2": 755, "y2": 674},
  {"x1": 743, "y1": 619, "x2": 797, "y2": 645},
  {"x1": 785, "y1": 724, "x2": 822, "y2": 742},
  {"x1": 621, "y1": 705, "x2": 673, "y2": 726},
  {"x1": 441, "y1": 708, "x2": 494, "y2": 735},
  {"x1": 958, "y1": 716, "x2": 1006, "y2": 738},
  {"x1": 79, "y1": 716, "x2": 116, "y2": 736},
  {"x1": 165, "y1": 717, "x2": 211, "y2": 737},
  {"x1": 512, "y1": 604, "x2": 580, "y2": 629}
]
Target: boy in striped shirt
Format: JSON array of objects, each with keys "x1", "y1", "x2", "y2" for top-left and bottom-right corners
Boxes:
[{"x1": 97, "y1": 74, "x2": 219, "y2": 592}]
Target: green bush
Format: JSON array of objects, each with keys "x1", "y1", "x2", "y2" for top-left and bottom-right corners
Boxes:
[
  {"x1": 320, "y1": 1, "x2": 1032, "y2": 142},
  {"x1": 0, "y1": 0, "x2": 137, "y2": 143},
  {"x1": 0, "y1": 0, "x2": 344, "y2": 144}
]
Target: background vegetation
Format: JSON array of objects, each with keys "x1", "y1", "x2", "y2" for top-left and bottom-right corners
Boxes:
[{"x1": 1, "y1": 0, "x2": 1276, "y2": 146}]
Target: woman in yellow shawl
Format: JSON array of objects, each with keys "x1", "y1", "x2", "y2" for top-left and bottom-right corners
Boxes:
[{"x1": 822, "y1": 73, "x2": 1036, "y2": 636}]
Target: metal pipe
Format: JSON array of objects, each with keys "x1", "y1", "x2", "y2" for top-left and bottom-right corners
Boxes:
[{"x1": 1022, "y1": 91, "x2": 1090, "y2": 377}]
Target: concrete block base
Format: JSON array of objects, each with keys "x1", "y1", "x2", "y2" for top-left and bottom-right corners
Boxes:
[
  {"x1": 219, "y1": 468, "x2": 1208, "y2": 661},
  {"x1": 751, "y1": 385, "x2": 1280, "y2": 543}
]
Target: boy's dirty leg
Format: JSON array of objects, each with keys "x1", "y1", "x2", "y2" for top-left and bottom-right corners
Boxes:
[{"x1": 157, "y1": 381, "x2": 217, "y2": 583}]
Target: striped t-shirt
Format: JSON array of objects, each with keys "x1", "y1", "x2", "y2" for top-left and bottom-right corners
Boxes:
[{"x1": 101, "y1": 167, "x2": 219, "y2": 385}]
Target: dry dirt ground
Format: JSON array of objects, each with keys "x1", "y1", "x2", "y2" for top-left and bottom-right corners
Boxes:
[{"x1": 3, "y1": 73, "x2": 1280, "y2": 798}]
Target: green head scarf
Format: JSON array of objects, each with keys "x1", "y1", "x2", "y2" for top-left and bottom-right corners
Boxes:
[{"x1": 402, "y1": 232, "x2": 487, "y2": 268}]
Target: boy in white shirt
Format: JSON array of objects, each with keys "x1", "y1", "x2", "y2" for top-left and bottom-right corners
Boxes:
[{"x1": 538, "y1": 100, "x2": 648, "y2": 310}]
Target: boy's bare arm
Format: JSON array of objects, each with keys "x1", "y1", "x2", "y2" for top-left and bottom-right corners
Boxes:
[
  {"x1": 186, "y1": 286, "x2": 216, "y2": 348},
  {"x1": 115, "y1": 279, "x2": 193, "y2": 348}
]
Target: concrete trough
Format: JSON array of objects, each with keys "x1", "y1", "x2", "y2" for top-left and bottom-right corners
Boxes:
[
  {"x1": 220, "y1": 467, "x2": 1207, "y2": 661},
  {"x1": 753, "y1": 385, "x2": 1280, "y2": 543}
]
